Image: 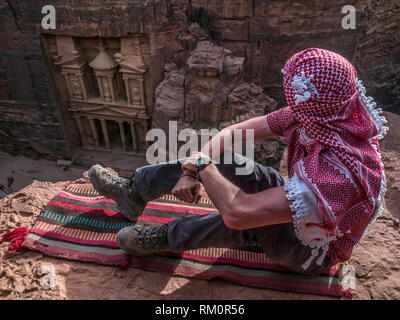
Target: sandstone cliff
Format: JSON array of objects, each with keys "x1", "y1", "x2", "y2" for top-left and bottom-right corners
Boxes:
[
  {"x1": 153, "y1": 39, "x2": 284, "y2": 168},
  {"x1": 0, "y1": 0, "x2": 398, "y2": 161}
]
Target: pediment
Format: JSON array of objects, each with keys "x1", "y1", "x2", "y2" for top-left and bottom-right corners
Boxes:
[
  {"x1": 54, "y1": 52, "x2": 86, "y2": 68},
  {"x1": 115, "y1": 53, "x2": 146, "y2": 74}
]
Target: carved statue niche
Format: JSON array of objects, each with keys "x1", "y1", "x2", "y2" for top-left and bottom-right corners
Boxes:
[
  {"x1": 114, "y1": 52, "x2": 146, "y2": 110},
  {"x1": 54, "y1": 49, "x2": 93, "y2": 101},
  {"x1": 89, "y1": 39, "x2": 123, "y2": 103}
]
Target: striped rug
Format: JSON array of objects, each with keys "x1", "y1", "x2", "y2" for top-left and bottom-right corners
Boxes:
[{"x1": 21, "y1": 182, "x2": 346, "y2": 297}]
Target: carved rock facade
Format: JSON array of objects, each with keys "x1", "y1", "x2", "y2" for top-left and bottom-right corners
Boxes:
[{"x1": 53, "y1": 36, "x2": 150, "y2": 154}]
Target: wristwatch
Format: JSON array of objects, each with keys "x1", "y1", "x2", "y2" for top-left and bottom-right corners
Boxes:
[{"x1": 195, "y1": 156, "x2": 213, "y2": 181}]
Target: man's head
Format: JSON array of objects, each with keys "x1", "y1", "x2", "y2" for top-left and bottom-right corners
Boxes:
[{"x1": 282, "y1": 48, "x2": 359, "y2": 120}]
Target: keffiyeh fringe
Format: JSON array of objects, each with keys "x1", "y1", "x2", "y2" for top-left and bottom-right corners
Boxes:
[
  {"x1": 357, "y1": 79, "x2": 389, "y2": 242},
  {"x1": 356, "y1": 79, "x2": 388, "y2": 243},
  {"x1": 357, "y1": 78, "x2": 389, "y2": 140},
  {"x1": 284, "y1": 175, "x2": 337, "y2": 270}
]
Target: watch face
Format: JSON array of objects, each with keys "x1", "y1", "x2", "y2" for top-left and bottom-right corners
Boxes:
[{"x1": 196, "y1": 156, "x2": 211, "y2": 173}]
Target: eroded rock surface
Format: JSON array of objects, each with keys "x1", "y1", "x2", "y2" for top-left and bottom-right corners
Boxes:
[
  {"x1": 1, "y1": 1, "x2": 398, "y2": 161},
  {"x1": 153, "y1": 40, "x2": 284, "y2": 168}
]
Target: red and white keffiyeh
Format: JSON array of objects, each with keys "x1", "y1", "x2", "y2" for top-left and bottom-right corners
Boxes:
[{"x1": 267, "y1": 48, "x2": 388, "y2": 269}]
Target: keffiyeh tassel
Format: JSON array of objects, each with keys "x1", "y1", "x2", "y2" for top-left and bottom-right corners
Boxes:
[{"x1": 291, "y1": 71, "x2": 319, "y2": 106}]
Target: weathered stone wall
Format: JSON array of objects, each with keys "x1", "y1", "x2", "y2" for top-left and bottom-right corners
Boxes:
[
  {"x1": 0, "y1": 1, "x2": 69, "y2": 159},
  {"x1": 197, "y1": 0, "x2": 399, "y2": 113},
  {"x1": 354, "y1": 0, "x2": 400, "y2": 114}
]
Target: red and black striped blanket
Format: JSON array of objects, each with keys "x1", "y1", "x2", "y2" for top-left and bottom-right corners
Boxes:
[{"x1": 20, "y1": 181, "x2": 347, "y2": 297}]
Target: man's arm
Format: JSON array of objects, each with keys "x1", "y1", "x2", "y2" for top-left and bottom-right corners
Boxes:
[
  {"x1": 199, "y1": 163, "x2": 293, "y2": 230},
  {"x1": 177, "y1": 112, "x2": 292, "y2": 227},
  {"x1": 201, "y1": 115, "x2": 277, "y2": 159},
  {"x1": 172, "y1": 115, "x2": 276, "y2": 203}
]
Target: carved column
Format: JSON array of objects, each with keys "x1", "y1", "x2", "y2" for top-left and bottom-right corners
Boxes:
[
  {"x1": 88, "y1": 118, "x2": 100, "y2": 148},
  {"x1": 123, "y1": 78, "x2": 131, "y2": 104},
  {"x1": 73, "y1": 115, "x2": 87, "y2": 147},
  {"x1": 118, "y1": 121, "x2": 127, "y2": 152},
  {"x1": 130, "y1": 122, "x2": 138, "y2": 152},
  {"x1": 135, "y1": 120, "x2": 149, "y2": 151},
  {"x1": 100, "y1": 119, "x2": 111, "y2": 150},
  {"x1": 138, "y1": 78, "x2": 145, "y2": 107}
]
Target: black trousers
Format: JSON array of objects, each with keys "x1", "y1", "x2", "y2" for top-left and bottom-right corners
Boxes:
[{"x1": 133, "y1": 152, "x2": 331, "y2": 275}]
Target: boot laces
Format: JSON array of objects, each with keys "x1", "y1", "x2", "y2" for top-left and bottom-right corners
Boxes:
[
  {"x1": 135, "y1": 224, "x2": 168, "y2": 251},
  {"x1": 101, "y1": 171, "x2": 130, "y2": 192}
]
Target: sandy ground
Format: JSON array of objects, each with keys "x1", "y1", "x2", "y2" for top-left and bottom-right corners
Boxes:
[{"x1": 0, "y1": 112, "x2": 399, "y2": 300}]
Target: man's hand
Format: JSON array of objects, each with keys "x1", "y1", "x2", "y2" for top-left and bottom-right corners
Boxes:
[
  {"x1": 181, "y1": 151, "x2": 209, "y2": 172},
  {"x1": 172, "y1": 174, "x2": 203, "y2": 204}
]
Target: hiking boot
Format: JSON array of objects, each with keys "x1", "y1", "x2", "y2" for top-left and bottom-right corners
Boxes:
[
  {"x1": 116, "y1": 224, "x2": 169, "y2": 256},
  {"x1": 89, "y1": 164, "x2": 146, "y2": 222}
]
